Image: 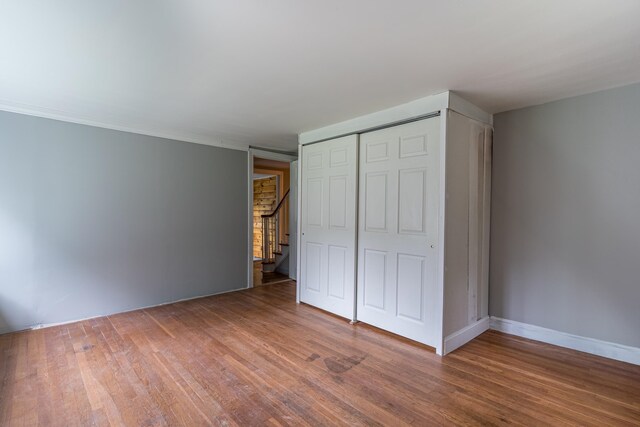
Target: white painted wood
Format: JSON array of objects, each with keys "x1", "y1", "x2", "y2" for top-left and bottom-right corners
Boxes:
[
  {"x1": 440, "y1": 110, "x2": 493, "y2": 354},
  {"x1": 247, "y1": 151, "x2": 254, "y2": 287},
  {"x1": 296, "y1": 99, "x2": 492, "y2": 353},
  {"x1": 467, "y1": 129, "x2": 480, "y2": 324},
  {"x1": 448, "y1": 92, "x2": 493, "y2": 125},
  {"x1": 491, "y1": 317, "x2": 640, "y2": 366},
  {"x1": 467, "y1": 124, "x2": 489, "y2": 323},
  {"x1": 357, "y1": 117, "x2": 440, "y2": 347},
  {"x1": 479, "y1": 129, "x2": 492, "y2": 319},
  {"x1": 442, "y1": 110, "x2": 471, "y2": 337},
  {"x1": 299, "y1": 135, "x2": 358, "y2": 319},
  {"x1": 249, "y1": 148, "x2": 298, "y2": 163},
  {"x1": 434, "y1": 113, "x2": 448, "y2": 355},
  {"x1": 444, "y1": 317, "x2": 491, "y2": 354},
  {"x1": 299, "y1": 93, "x2": 448, "y2": 145},
  {"x1": 296, "y1": 145, "x2": 303, "y2": 304},
  {"x1": 289, "y1": 160, "x2": 298, "y2": 280},
  {"x1": 442, "y1": 110, "x2": 494, "y2": 340},
  {"x1": 298, "y1": 92, "x2": 493, "y2": 145}
]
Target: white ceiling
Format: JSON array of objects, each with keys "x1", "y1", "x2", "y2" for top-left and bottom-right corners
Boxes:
[{"x1": 1, "y1": 1, "x2": 639, "y2": 151}]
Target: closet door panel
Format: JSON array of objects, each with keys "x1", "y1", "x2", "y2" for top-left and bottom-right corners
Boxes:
[
  {"x1": 357, "y1": 118, "x2": 440, "y2": 347},
  {"x1": 300, "y1": 135, "x2": 358, "y2": 320},
  {"x1": 363, "y1": 248, "x2": 387, "y2": 310}
]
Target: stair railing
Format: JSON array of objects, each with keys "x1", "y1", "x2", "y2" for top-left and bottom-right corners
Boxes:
[{"x1": 262, "y1": 189, "x2": 290, "y2": 264}]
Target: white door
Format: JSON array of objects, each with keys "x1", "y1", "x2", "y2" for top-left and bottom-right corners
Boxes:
[
  {"x1": 300, "y1": 135, "x2": 358, "y2": 320},
  {"x1": 357, "y1": 118, "x2": 440, "y2": 346}
]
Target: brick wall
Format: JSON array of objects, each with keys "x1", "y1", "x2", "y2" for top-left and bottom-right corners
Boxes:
[{"x1": 253, "y1": 176, "x2": 277, "y2": 258}]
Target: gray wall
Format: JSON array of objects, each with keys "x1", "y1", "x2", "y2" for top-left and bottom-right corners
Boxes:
[
  {"x1": 0, "y1": 111, "x2": 248, "y2": 334},
  {"x1": 491, "y1": 83, "x2": 640, "y2": 348}
]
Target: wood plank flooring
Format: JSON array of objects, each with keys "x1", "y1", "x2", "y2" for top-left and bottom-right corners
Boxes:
[
  {"x1": 253, "y1": 260, "x2": 290, "y2": 287},
  {"x1": 1, "y1": 281, "x2": 639, "y2": 426}
]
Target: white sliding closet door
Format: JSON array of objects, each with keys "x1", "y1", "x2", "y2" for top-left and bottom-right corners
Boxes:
[
  {"x1": 300, "y1": 135, "x2": 358, "y2": 320},
  {"x1": 357, "y1": 118, "x2": 440, "y2": 346}
]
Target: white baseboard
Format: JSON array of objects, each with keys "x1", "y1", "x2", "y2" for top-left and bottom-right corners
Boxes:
[
  {"x1": 444, "y1": 316, "x2": 491, "y2": 354},
  {"x1": 490, "y1": 317, "x2": 640, "y2": 366},
  {"x1": 25, "y1": 286, "x2": 247, "y2": 333}
]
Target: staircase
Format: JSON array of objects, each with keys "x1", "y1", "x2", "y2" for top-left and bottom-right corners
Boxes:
[{"x1": 261, "y1": 189, "x2": 290, "y2": 273}]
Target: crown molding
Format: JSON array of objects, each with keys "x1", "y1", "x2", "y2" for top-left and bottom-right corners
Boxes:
[{"x1": 0, "y1": 100, "x2": 249, "y2": 152}]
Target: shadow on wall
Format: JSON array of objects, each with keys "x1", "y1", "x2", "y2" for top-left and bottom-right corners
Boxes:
[
  {"x1": 0, "y1": 298, "x2": 17, "y2": 420},
  {"x1": 0, "y1": 206, "x2": 37, "y2": 335},
  {"x1": 0, "y1": 310, "x2": 8, "y2": 335},
  {"x1": 0, "y1": 292, "x2": 34, "y2": 335}
]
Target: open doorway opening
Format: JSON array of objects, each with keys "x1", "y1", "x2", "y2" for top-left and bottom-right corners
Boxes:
[{"x1": 249, "y1": 152, "x2": 297, "y2": 287}]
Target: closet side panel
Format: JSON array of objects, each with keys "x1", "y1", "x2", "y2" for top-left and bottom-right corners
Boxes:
[
  {"x1": 442, "y1": 110, "x2": 492, "y2": 353},
  {"x1": 479, "y1": 129, "x2": 492, "y2": 319},
  {"x1": 443, "y1": 110, "x2": 471, "y2": 337}
]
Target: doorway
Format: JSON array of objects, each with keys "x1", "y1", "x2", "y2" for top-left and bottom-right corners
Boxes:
[{"x1": 248, "y1": 149, "x2": 297, "y2": 287}]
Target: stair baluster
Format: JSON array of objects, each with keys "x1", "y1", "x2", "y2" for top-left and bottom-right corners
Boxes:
[{"x1": 261, "y1": 189, "x2": 290, "y2": 273}]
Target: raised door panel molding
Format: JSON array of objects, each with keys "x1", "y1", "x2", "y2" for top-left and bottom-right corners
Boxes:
[
  {"x1": 399, "y1": 134, "x2": 428, "y2": 158},
  {"x1": 304, "y1": 242, "x2": 322, "y2": 292},
  {"x1": 363, "y1": 249, "x2": 387, "y2": 310},
  {"x1": 396, "y1": 253, "x2": 425, "y2": 322},
  {"x1": 329, "y1": 147, "x2": 348, "y2": 167},
  {"x1": 306, "y1": 178, "x2": 323, "y2": 227},
  {"x1": 328, "y1": 175, "x2": 348, "y2": 229},
  {"x1": 306, "y1": 152, "x2": 323, "y2": 170},
  {"x1": 398, "y1": 168, "x2": 427, "y2": 235},
  {"x1": 364, "y1": 172, "x2": 388, "y2": 232},
  {"x1": 327, "y1": 245, "x2": 347, "y2": 299},
  {"x1": 366, "y1": 140, "x2": 390, "y2": 163}
]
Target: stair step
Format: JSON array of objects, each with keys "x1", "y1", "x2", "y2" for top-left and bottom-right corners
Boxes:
[
  {"x1": 273, "y1": 251, "x2": 282, "y2": 255},
  {"x1": 279, "y1": 243, "x2": 289, "y2": 247},
  {"x1": 262, "y1": 261, "x2": 275, "y2": 265}
]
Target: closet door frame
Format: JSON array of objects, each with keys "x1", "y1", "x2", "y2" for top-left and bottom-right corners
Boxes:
[
  {"x1": 435, "y1": 112, "x2": 448, "y2": 356},
  {"x1": 441, "y1": 111, "x2": 493, "y2": 355},
  {"x1": 296, "y1": 111, "x2": 451, "y2": 356}
]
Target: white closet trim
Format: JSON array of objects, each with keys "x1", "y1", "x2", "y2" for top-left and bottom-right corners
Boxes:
[
  {"x1": 298, "y1": 91, "x2": 492, "y2": 145},
  {"x1": 444, "y1": 317, "x2": 491, "y2": 354}
]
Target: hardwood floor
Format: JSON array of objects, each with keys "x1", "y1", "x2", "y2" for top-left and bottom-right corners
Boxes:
[
  {"x1": 1, "y1": 282, "x2": 639, "y2": 426},
  {"x1": 253, "y1": 260, "x2": 290, "y2": 287}
]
